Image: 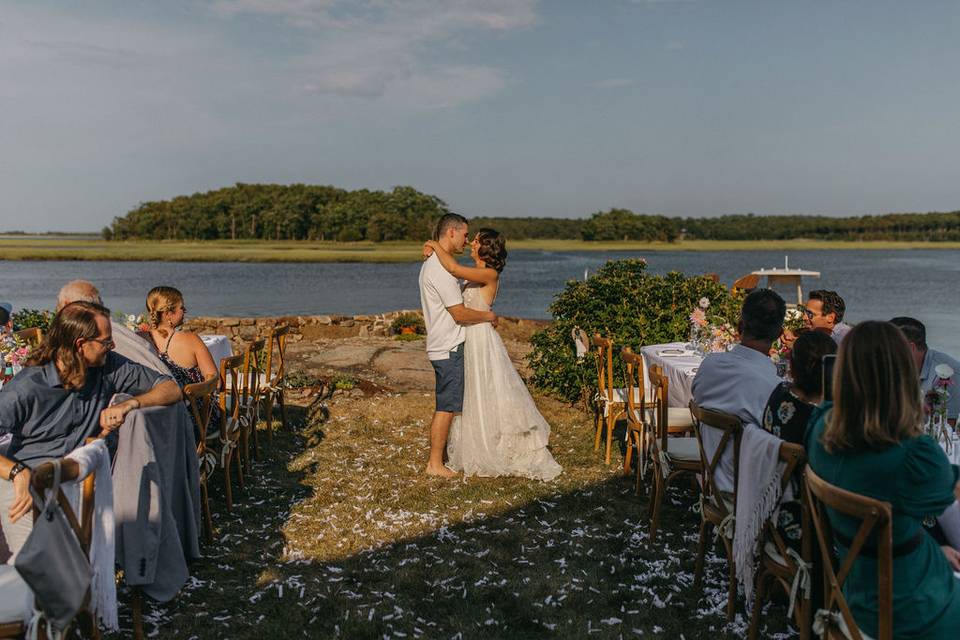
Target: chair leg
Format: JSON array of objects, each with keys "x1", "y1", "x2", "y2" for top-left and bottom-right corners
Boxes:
[
  {"x1": 623, "y1": 431, "x2": 634, "y2": 477},
  {"x1": 223, "y1": 452, "x2": 234, "y2": 512},
  {"x1": 132, "y1": 586, "x2": 145, "y2": 640},
  {"x1": 594, "y1": 410, "x2": 603, "y2": 451},
  {"x1": 279, "y1": 390, "x2": 288, "y2": 431},
  {"x1": 748, "y1": 570, "x2": 769, "y2": 640},
  {"x1": 251, "y1": 403, "x2": 261, "y2": 460},
  {"x1": 235, "y1": 439, "x2": 245, "y2": 492},
  {"x1": 604, "y1": 412, "x2": 614, "y2": 465},
  {"x1": 723, "y1": 539, "x2": 737, "y2": 622},
  {"x1": 693, "y1": 517, "x2": 709, "y2": 592},
  {"x1": 200, "y1": 480, "x2": 213, "y2": 544},
  {"x1": 649, "y1": 473, "x2": 664, "y2": 542}
]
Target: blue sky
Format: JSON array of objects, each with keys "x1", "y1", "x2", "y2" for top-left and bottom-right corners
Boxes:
[{"x1": 2, "y1": 0, "x2": 959, "y2": 231}]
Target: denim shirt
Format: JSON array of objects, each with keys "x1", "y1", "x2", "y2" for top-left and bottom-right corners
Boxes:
[{"x1": 0, "y1": 351, "x2": 171, "y2": 466}]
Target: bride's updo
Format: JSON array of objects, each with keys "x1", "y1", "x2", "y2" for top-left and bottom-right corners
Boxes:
[{"x1": 476, "y1": 228, "x2": 507, "y2": 273}]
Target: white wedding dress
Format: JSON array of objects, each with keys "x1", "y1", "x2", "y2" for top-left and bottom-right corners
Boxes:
[{"x1": 446, "y1": 284, "x2": 562, "y2": 481}]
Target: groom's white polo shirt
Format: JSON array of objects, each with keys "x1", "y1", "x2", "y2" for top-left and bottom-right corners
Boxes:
[{"x1": 419, "y1": 253, "x2": 466, "y2": 360}]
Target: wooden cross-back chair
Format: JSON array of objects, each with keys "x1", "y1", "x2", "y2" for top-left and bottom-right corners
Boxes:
[
  {"x1": 592, "y1": 334, "x2": 624, "y2": 465},
  {"x1": 646, "y1": 366, "x2": 702, "y2": 542},
  {"x1": 621, "y1": 348, "x2": 649, "y2": 494},
  {"x1": 748, "y1": 443, "x2": 811, "y2": 640},
  {"x1": 803, "y1": 466, "x2": 893, "y2": 640},
  {"x1": 261, "y1": 325, "x2": 290, "y2": 443},
  {"x1": 217, "y1": 354, "x2": 246, "y2": 512},
  {"x1": 183, "y1": 374, "x2": 220, "y2": 544},
  {"x1": 13, "y1": 327, "x2": 43, "y2": 348},
  {"x1": 240, "y1": 338, "x2": 265, "y2": 471},
  {"x1": 690, "y1": 401, "x2": 743, "y2": 622},
  {"x1": 0, "y1": 456, "x2": 100, "y2": 639}
]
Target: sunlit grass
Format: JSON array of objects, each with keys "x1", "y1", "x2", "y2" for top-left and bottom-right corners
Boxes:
[{"x1": 1, "y1": 236, "x2": 957, "y2": 263}]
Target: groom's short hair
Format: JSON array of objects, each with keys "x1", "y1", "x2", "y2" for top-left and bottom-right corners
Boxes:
[{"x1": 433, "y1": 213, "x2": 468, "y2": 241}]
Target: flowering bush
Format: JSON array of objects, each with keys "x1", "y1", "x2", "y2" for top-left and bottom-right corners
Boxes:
[
  {"x1": 1, "y1": 334, "x2": 33, "y2": 369},
  {"x1": 11, "y1": 308, "x2": 53, "y2": 333}
]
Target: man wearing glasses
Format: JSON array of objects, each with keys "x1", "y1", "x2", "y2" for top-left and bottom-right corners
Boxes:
[
  {"x1": 803, "y1": 289, "x2": 851, "y2": 344},
  {"x1": 0, "y1": 301, "x2": 181, "y2": 560}
]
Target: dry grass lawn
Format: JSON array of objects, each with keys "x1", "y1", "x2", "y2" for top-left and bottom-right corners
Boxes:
[{"x1": 107, "y1": 391, "x2": 797, "y2": 639}]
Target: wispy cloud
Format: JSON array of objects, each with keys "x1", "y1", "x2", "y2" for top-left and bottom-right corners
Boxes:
[{"x1": 212, "y1": 0, "x2": 537, "y2": 107}]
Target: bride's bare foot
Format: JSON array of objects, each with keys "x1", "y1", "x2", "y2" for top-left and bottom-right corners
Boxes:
[{"x1": 425, "y1": 464, "x2": 458, "y2": 478}]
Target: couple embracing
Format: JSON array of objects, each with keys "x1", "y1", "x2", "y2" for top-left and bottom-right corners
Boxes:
[{"x1": 418, "y1": 213, "x2": 561, "y2": 481}]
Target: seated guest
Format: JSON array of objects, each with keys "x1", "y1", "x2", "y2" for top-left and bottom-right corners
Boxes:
[
  {"x1": 803, "y1": 289, "x2": 852, "y2": 343},
  {"x1": 762, "y1": 330, "x2": 837, "y2": 444},
  {"x1": 692, "y1": 289, "x2": 785, "y2": 494},
  {"x1": 807, "y1": 321, "x2": 960, "y2": 639},
  {"x1": 891, "y1": 316, "x2": 960, "y2": 423},
  {"x1": 0, "y1": 301, "x2": 181, "y2": 560},
  {"x1": 141, "y1": 286, "x2": 218, "y2": 388},
  {"x1": 57, "y1": 280, "x2": 170, "y2": 375}
]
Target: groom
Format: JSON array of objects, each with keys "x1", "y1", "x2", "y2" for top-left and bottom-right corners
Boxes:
[{"x1": 419, "y1": 213, "x2": 497, "y2": 477}]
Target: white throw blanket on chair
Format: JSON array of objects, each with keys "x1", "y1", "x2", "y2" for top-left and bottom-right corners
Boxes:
[
  {"x1": 733, "y1": 426, "x2": 785, "y2": 606},
  {"x1": 64, "y1": 439, "x2": 118, "y2": 631}
]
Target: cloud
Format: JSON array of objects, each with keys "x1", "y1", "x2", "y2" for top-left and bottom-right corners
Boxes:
[
  {"x1": 593, "y1": 77, "x2": 637, "y2": 89},
  {"x1": 211, "y1": 0, "x2": 537, "y2": 107}
]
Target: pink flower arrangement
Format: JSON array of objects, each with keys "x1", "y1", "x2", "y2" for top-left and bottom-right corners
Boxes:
[{"x1": 689, "y1": 308, "x2": 707, "y2": 327}]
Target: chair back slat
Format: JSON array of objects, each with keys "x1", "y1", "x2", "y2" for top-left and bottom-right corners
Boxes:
[
  {"x1": 263, "y1": 325, "x2": 289, "y2": 386},
  {"x1": 592, "y1": 334, "x2": 614, "y2": 403},
  {"x1": 219, "y1": 354, "x2": 245, "y2": 423},
  {"x1": 183, "y1": 375, "x2": 219, "y2": 441},
  {"x1": 803, "y1": 465, "x2": 894, "y2": 640},
  {"x1": 689, "y1": 401, "x2": 743, "y2": 517},
  {"x1": 648, "y1": 365, "x2": 670, "y2": 449},
  {"x1": 241, "y1": 339, "x2": 266, "y2": 406},
  {"x1": 620, "y1": 347, "x2": 645, "y2": 426}
]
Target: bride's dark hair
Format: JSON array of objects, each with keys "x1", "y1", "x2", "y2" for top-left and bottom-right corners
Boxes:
[{"x1": 476, "y1": 228, "x2": 507, "y2": 273}]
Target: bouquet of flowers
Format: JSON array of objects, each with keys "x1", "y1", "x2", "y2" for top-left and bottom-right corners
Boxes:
[
  {"x1": 115, "y1": 312, "x2": 150, "y2": 333},
  {"x1": 925, "y1": 363, "x2": 954, "y2": 449},
  {"x1": 689, "y1": 297, "x2": 738, "y2": 354},
  {"x1": 1, "y1": 333, "x2": 33, "y2": 372}
]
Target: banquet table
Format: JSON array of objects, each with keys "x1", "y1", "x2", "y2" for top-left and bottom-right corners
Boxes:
[
  {"x1": 201, "y1": 334, "x2": 233, "y2": 368},
  {"x1": 639, "y1": 342, "x2": 704, "y2": 408}
]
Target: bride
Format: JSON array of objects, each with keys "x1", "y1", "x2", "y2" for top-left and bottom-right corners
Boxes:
[{"x1": 424, "y1": 229, "x2": 562, "y2": 481}]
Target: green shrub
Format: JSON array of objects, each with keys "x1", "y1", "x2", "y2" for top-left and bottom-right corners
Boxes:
[
  {"x1": 390, "y1": 312, "x2": 425, "y2": 335},
  {"x1": 333, "y1": 376, "x2": 356, "y2": 390},
  {"x1": 527, "y1": 259, "x2": 742, "y2": 403},
  {"x1": 11, "y1": 308, "x2": 54, "y2": 332}
]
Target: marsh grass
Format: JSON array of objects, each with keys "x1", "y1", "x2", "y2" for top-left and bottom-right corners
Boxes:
[
  {"x1": 2, "y1": 236, "x2": 956, "y2": 263},
  {"x1": 111, "y1": 393, "x2": 797, "y2": 639}
]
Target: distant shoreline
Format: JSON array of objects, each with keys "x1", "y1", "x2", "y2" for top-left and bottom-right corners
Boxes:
[{"x1": 2, "y1": 237, "x2": 959, "y2": 263}]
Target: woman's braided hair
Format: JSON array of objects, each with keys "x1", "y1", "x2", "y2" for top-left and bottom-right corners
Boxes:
[{"x1": 145, "y1": 286, "x2": 184, "y2": 338}]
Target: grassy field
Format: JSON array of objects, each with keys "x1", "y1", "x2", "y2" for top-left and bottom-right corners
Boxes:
[
  {"x1": 108, "y1": 391, "x2": 798, "y2": 639},
  {"x1": 2, "y1": 236, "x2": 958, "y2": 263}
]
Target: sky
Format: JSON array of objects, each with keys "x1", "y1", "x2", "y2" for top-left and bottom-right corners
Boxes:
[{"x1": 2, "y1": 0, "x2": 960, "y2": 232}]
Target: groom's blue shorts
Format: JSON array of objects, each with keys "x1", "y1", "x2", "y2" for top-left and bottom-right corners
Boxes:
[{"x1": 431, "y1": 343, "x2": 464, "y2": 413}]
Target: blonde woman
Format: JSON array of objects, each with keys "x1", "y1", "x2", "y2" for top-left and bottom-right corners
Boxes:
[
  {"x1": 142, "y1": 287, "x2": 219, "y2": 438},
  {"x1": 807, "y1": 320, "x2": 960, "y2": 638}
]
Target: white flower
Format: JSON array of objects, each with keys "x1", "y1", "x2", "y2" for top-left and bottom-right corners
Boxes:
[
  {"x1": 935, "y1": 363, "x2": 955, "y2": 379},
  {"x1": 698, "y1": 297, "x2": 710, "y2": 309},
  {"x1": 127, "y1": 314, "x2": 137, "y2": 323}
]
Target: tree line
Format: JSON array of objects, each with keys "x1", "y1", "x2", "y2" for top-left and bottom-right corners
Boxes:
[{"x1": 103, "y1": 183, "x2": 960, "y2": 242}]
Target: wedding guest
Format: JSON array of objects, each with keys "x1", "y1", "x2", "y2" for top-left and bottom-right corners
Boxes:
[
  {"x1": 0, "y1": 301, "x2": 181, "y2": 559},
  {"x1": 57, "y1": 280, "x2": 170, "y2": 374},
  {"x1": 762, "y1": 330, "x2": 837, "y2": 445},
  {"x1": 691, "y1": 288, "x2": 785, "y2": 493},
  {"x1": 806, "y1": 321, "x2": 960, "y2": 638},
  {"x1": 803, "y1": 289, "x2": 851, "y2": 343},
  {"x1": 142, "y1": 287, "x2": 218, "y2": 388},
  {"x1": 891, "y1": 316, "x2": 960, "y2": 423}
]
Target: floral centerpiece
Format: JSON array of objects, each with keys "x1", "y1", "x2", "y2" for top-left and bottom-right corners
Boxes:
[
  {"x1": 925, "y1": 364, "x2": 954, "y2": 447},
  {"x1": 1, "y1": 333, "x2": 34, "y2": 376},
  {"x1": 770, "y1": 307, "x2": 807, "y2": 367},
  {"x1": 689, "y1": 297, "x2": 738, "y2": 354}
]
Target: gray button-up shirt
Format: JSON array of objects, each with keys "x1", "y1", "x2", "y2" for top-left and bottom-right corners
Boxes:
[
  {"x1": 0, "y1": 351, "x2": 171, "y2": 466},
  {"x1": 920, "y1": 348, "x2": 960, "y2": 421}
]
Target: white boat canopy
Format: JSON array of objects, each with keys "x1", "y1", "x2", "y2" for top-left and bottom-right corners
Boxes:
[{"x1": 750, "y1": 257, "x2": 820, "y2": 306}]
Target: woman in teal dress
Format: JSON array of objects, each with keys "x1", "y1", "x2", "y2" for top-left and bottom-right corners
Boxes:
[{"x1": 806, "y1": 320, "x2": 960, "y2": 639}]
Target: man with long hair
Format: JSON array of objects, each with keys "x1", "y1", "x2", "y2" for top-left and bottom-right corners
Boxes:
[{"x1": 0, "y1": 301, "x2": 181, "y2": 560}]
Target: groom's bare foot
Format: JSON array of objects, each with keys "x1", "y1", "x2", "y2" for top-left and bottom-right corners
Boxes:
[{"x1": 425, "y1": 463, "x2": 458, "y2": 478}]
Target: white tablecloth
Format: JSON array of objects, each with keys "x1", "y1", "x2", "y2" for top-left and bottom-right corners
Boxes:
[
  {"x1": 201, "y1": 334, "x2": 233, "y2": 368},
  {"x1": 639, "y1": 342, "x2": 704, "y2": 409}
]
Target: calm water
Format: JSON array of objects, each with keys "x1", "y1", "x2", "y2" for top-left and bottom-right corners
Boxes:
[{"x1": 1, "y1": 250, "x2": 957, "y2": 353}]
